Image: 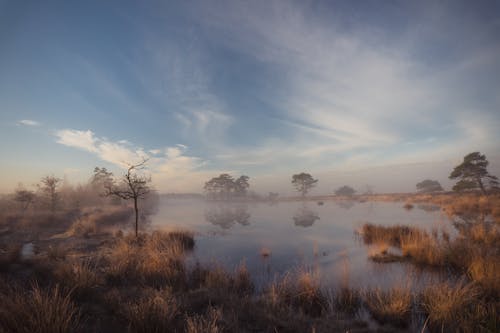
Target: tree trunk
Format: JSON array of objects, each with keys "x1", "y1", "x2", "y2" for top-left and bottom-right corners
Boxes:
[{"x1": 134, "y1": 197, "x2": 139, "y2": 238}]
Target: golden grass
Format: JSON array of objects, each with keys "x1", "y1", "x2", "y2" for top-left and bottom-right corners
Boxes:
[
  {"x1": 359, "y1": 223, "x2": 425, "y2": 247},
  {"x1": 122, "y1": 288, "x2": 179, "y2": 333},
  {"x1": 0, "y1": 283, "x2": 80, "y2": 333},
  {"x1": 53, "y1": 259, "x2": 100, "y2": 299},
  {"x1": 364, "y1": 286, "x2": 412, "y2": 327},
  {"x1": 104, "y1": 232, "x2": 189, "y2": 289},
  {"x1": 266, "y1": 270, "x2": 327, "y2": 317},
  {"x1": 468, "y1": 255, "x2": 500, "y2": 296},
  {"x1": 421, "y1": 281, "x2": 482, "y2": 331},
  {"x1": 192, "y1": 262, "x2": 254, "y2": 296},
  {"x1": 185, "y1": 306, "x2": 223, "y2": 333}
]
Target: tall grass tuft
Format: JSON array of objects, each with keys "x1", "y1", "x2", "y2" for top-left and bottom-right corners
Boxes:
[
  {"x1": 0, "y1": 283, "x2": 80, "y2": 333},
  {"x1": 123, "y1": 288, "x2": 179, "y2": 333},
  {"x1": 266, "y1": 270, "x2": 327, "y2": 317},
  {"x1": 364, "y1": 286, "x2": 412, "y2": 327},
  {"x1": 421, "y1": 281, "x2": 481, "y2": 331},
  {"x1": 185, "y1": 306, "x2": 223, "y2": 333}
]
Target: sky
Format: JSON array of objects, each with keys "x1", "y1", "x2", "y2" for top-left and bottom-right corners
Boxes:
[{"x1": 1, "y1": 0, "x2": 499, "y2": 195}]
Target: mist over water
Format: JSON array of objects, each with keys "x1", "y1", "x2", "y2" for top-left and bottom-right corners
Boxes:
[{"x1": 152, "y1": 198, "x2": 451, "y2": 289}]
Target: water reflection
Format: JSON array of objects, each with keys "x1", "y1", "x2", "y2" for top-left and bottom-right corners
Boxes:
[
  {"x1": 336, "y1": 201, "x2": 357, "y2": 210},
  {"x1": 293, "y1": 205, "x2": 320, "y2": 227},
  {"x1": 204, "y1": 205, "x2": 251, "y2": 229},
  {"x1": 416, "y1": 204, "x2": 440, "y2": 212}
]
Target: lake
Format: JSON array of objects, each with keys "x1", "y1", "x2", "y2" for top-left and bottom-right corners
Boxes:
[{"x1": 151, "y1": 198, "x2": 453, "y2": 290}]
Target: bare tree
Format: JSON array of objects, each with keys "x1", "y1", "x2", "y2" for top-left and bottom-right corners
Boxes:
[
  {"x1": 38, "y1": 176, "x2": 61, "y2": 212},
  {"x1": 104, "y1": 160, "x2": 151, "y2": 237}
]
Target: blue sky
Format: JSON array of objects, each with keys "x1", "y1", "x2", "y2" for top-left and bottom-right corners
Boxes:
[{"x1": 1, "y1": 0, "x2": 499, "y2": 194}]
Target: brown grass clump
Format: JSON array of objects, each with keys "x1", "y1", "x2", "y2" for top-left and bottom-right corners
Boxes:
[
  {"x1": 122, "y1": 288, "x2": 179, "y2": 333},
  {"x1": 400, "y1": 233, "x2": 446, "y2": 267},
  {"x1": 330, "y1": 287, "x2": 362, "y2": 315},
  {"x1": 185, "y1": 306, "x2": 223, "y2": 333},
  {"x1": 468, "y1": 255, "x2": 500, "y2": 296},
  {"x1": 266, "y1": 271, "x2": 327, "y2": 317},
  {"x1": 0, "y1": 283, "x2": 80, "y2": 333},
  {"x1": 364, "y1": 287, "x2": 412, "y2": 327},
  {"x1": 104, "y1": 233, "x2": 188, "y2": 289},
  {"x1": 421, "y1": 281, "x2": 481, "y2": 331},
  {"x1": 54, "y1": 259, "x2": 100, "y2": 299},
  {"x1": 192, "y1": 262, "x2": 254, "y2": 297},
  {"x1": 359, "y1": 223, "x2": 424, "y2": 247}
]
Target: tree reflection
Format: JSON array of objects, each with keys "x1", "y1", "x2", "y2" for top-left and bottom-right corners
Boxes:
[
  {"x1": 336, "y1": 201, "x2": 356, "y2": 210},
  {"x1": 204, "y1": 205, "x2": 251, "y2": 229},
  {"x1": 293, "y1": 205, "x2": 320, "y2": 227}
]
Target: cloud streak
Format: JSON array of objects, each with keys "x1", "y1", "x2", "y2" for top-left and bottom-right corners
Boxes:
[{"x1": 18, "y1": 119, "x2": 41, "y2": 126}]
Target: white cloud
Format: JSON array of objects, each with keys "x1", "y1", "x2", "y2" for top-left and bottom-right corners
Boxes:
[
  {"x1": 56, "y1": 129, "x2": 98, "y2": 153},
  {"x1": 18, "y1": 119, "x2": 40, "y2": 126},
  {"x1": 54, "y1": 128, "x2": 218, "y2": 192}
]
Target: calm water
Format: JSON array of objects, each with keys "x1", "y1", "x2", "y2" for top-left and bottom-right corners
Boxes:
[{"x1": 151, "y1": 199, "x2": 452, "y2": 290}]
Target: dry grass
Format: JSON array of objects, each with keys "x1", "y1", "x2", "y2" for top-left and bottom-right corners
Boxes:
[
  {"x1": 421, "y1": 281, "x2": 482, "y2": 331},
  {"x1": 364, "y1": 287, "x2": 412, "y2": 327},
  {"x1": 359, "y1": 223, "x2": 425, "y2": 247},
  {"x1": 53, "y1": 259, "x2": 100, "y2": 299},
  {"x1": 0, "y1": 283, "x2": 80, "y2": 333},
  {"x1": 185, "y1": 306, "x2": 223, "y2": 333},
  {"x1": 104, "y1": 232, "x2": 189, "y2": 289},
  {"x1": 191, "y1": 262, "x2": 254, "y2": 296},
  {"x1": 266, "y1": 270, "x2": 327, "y2": 317},
  {"x1": 122, "y1": 288, "x2": 179, "y2": 333},
  {"x1": 468, "y1": 255, "x2": 500, "y2": 296}
]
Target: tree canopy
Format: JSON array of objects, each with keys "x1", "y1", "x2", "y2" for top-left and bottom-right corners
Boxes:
[
  {"x1": 449, "y1": 152, "x2": 499, "y2": 194},
  {"x1": 416, "y1": 179, "x2": 443, "y2": 193},
  {"x1": 334, "y1": 185, "x2": 356, "y2": 196},
  {"x1": 204, "y1": 174, "x2": 250, "y2": 200},
  {"x1": 291, "y1": 173, "x2": 318, "y2": 197}
]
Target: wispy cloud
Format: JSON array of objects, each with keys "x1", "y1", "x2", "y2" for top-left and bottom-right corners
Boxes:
[
  {"x1": 18, "y1": 119, "x2": 40, "y2": 126},
  {"x1": 192, "y1": 1, "x2": 500, "y2": 171},
  {"x1": 55, "y1": 128, "x2": 218, "y2": 192}
]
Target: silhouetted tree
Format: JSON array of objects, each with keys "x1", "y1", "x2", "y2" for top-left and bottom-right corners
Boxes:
[
  {"x1": 14, "y1": 188, "x2": 36, "y2": 210},
  {"x1": 105, "y1": 160, "x2": 151, "y2": 237},
  {"x1": 234, "y1": 175, "x2": 250, "y2": 197},
  {"x1": 291, "y1": 173, "x2": 318, "y2": 197},
  {"x1": 335, "y1": 185, "x2": 356, "y2": 196},
  {"x1": 204, "y1": 174, "x2": 250, "y2": 200},
  {"x1": 38, "y1": 176, "x2": 61, "y2": 212},
  {"x1": 91, "y1": 167, "x2": 114, "y2": 192},
  {"x1": 416, "y1": 179, "x2": 444, "y2": 193},
  {"x1": 449, "y1": 152, "x2": 499, "y2": 194}
]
